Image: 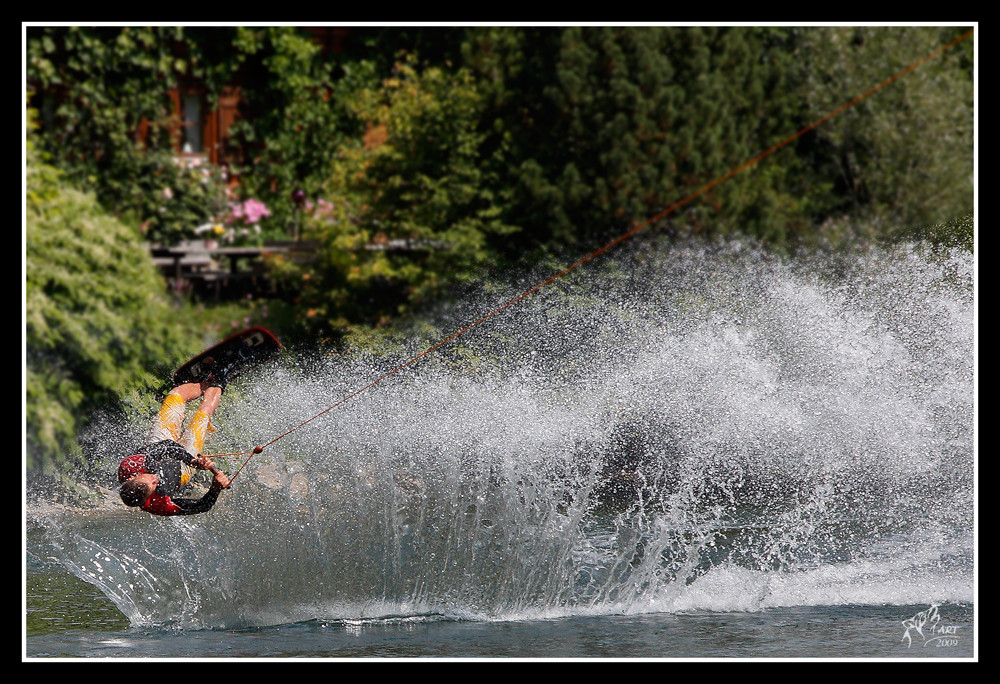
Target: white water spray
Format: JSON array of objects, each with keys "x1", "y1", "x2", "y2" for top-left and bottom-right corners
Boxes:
[{"x1": 28, "y1": 238, "x2": 974, "y2": 628}]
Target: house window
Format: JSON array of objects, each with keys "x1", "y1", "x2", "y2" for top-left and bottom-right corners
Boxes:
[
  {"x1": 166, "y1": 83, "x2": 241, "y2": 166},
  {"x1": 181, "y1": 93, "x2": 203, "y2": 154}
]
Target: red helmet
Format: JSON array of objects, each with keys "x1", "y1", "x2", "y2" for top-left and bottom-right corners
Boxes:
[{"x1": 118, "y1": 454, "x2": 147, "y2": 483}]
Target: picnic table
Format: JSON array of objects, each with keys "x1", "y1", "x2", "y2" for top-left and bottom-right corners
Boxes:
[{"x1": 149, "y1": 241, "x2": 298, "y2": 300}]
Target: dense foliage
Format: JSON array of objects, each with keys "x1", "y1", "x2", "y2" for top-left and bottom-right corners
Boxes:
[
  {"x1": 273, "y1": 54, "x2": 519, "y2": 330},
  {"x1": 219, "y1": 27, "x2": 347, "y2": 234},
  {"x1": 27, "y1": 24, "x2": 974, "y2": 269},
  {"x1": 27, "y1": 27, "x2": 214, "y2": 245},
  {"x1": 795, "y1": 27, "x2": 974, "y2": 233},
  {"x1": 459, "y1": 27, "x2": 822, "y2": 248},
  {"x1": 25, "y1": 133, "x2": 191, "y2": 479}
]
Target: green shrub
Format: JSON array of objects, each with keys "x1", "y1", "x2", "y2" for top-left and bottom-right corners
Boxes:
[
  {"x1": 279, "y1": 54, "x2": 518, "y2": 334},
  {"x1": 25, "y1": 138, "x2": 190, "y2": 475}
]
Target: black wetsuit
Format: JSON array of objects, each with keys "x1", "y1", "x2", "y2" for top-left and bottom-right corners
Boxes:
[{"x1": 138, "y1": 440, "x2": 222, "y2": 516}]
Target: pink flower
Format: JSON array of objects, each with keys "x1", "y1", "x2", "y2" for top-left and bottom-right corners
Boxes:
[
  {"x1": 226, "y1": 198, "x2": 271, "y2": 226},
  {"x1": 241, "y1": 198, "x2": 271, "y2": 224}
]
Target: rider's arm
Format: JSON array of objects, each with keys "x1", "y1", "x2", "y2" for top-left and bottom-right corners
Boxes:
[
  {"x1": 166, "y1": 472, "x2": 230, "y2": 516},
  {"x1": 163, "y1": 488, "x2": 222, "y2": 516},
  {"x1": 142, "y1": 473, "x2": 230, "y2": 516}
]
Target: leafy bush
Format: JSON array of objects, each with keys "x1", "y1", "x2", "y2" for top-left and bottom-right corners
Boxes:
[
  {"x1": 221, "y1": 27, "x2": 347, "y2": 241},
  {"x1": 25, "y1": 136, "x2": 191, "y2": 476},
  {"x1": 795, "y1": 26, "x2": 974, "y2": 231},
  {"x1": 277, "y1": 54, "x2": 518, "y2": 333},
  {"x1": 26, "y1": 26, "x2": 302, "y2": 246},
  {"x1": 26, "y1": 27, "x2": 190, "y2": 223},
  {"x1": 127, "y1": 154, "x2": 230, "y2": 245}
]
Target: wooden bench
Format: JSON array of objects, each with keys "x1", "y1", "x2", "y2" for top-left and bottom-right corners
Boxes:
[
  {"x1": 150, "y1": 241, "x2": 215, "y2": 280},
  {"x1": 147, "y1": 240, "x2": 317, "y2": 301}
]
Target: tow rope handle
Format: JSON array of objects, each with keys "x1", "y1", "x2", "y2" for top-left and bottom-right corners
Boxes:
[
  {"x1": 212, "y1": 445, "x2": 265, "y2": 486},
  {"x1": 197, "y1": 444, "x2": 262, "y2": 489},
  {"x1": 196, "y1": 447, "x2": 261, "y2": 488}
]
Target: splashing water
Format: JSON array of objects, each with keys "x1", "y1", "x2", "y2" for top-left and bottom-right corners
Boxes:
[{"x1": 27, "y1": 238, "x2": 974, "y2": 629}]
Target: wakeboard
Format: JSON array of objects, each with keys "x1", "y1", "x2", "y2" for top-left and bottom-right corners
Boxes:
[{"x1": 173, "y1": 326, "x2": 281, "y2": 387}]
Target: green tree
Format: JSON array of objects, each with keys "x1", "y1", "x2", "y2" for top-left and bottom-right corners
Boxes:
[
  {"x1": 276, "y1": 54, "x2": 518, "y2": 333},
  {"x1": 27, "y1": 27, "x2": 188, "y2": 213},
  {"x1": 458, "y1": 26, "x2": 828, "y2": 255},
  {"x1": 25, "y1": 132, "x2": 190, "y2": 478},
  {"x1": 793, "y1": 26, "x2": 974, "y2": 232},
  {"x1": 222, "y1": 27, "x2": 347, "y2": 237},
  {"x1": 25, "y1": 26, "x2": 346, "y2": 244}
]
